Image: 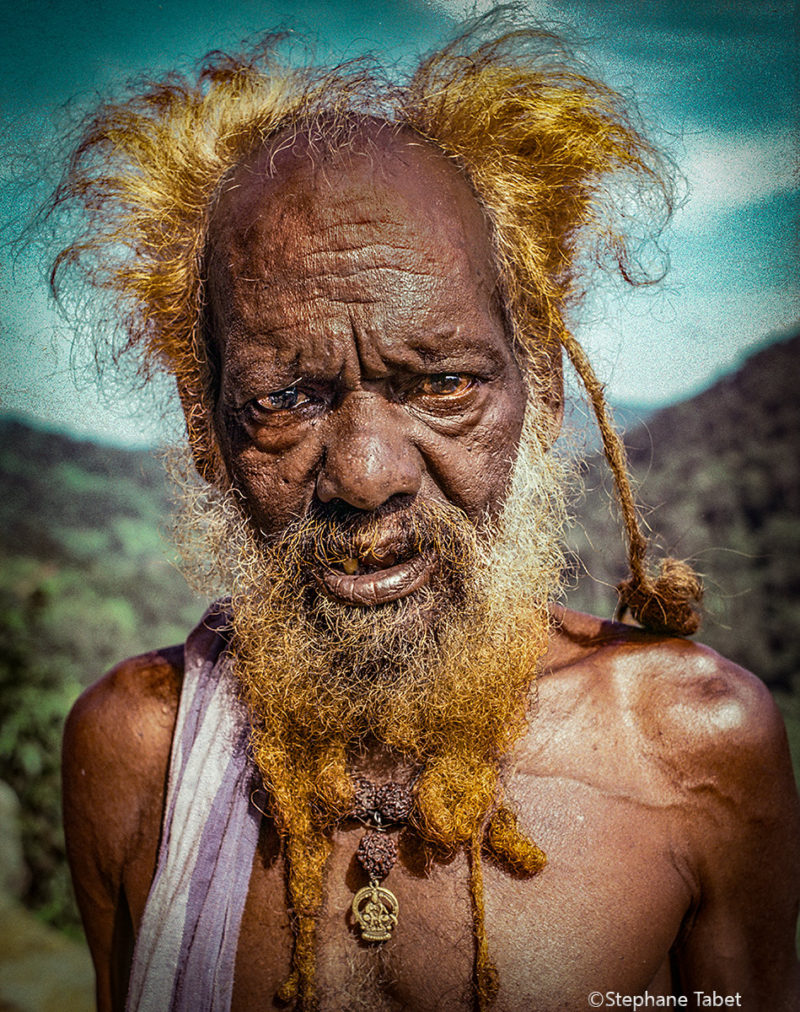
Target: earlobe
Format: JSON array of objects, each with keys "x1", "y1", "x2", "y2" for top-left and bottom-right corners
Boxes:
[
  {"x1": 530, "y1": 344, "x2": 564, "y2": 449},
  {"x1": 177, "y1": 385, "x2": 229, "y2": 487},
  {"x1": 542, "y1": 369, "x2": 564, "y2": 449}
]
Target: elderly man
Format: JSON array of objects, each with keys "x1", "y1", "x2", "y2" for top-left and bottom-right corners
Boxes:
[{"x1": 59, "y1": 20, "x2": 799, "y2": 1012}]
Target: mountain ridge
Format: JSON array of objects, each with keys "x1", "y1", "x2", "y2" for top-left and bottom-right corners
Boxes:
[
  {"x1": 1, "y1": 332, "x2": 798, "y2": 930},
  {"x1": 566, "y1": 331, "x2": 800, "y2": 690}
]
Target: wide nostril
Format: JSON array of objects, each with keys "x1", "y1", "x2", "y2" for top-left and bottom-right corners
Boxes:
[
  {"x1": 315, "y1": 395, "x2": 421, "y2": 511},
  {"x1": 315, "y1": 463, "x2": 420, "y2": 509}
]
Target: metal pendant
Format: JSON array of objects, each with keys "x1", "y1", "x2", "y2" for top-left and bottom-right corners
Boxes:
[{"x1": 351, "y1": 880, "x2": 399, "y2": 942}]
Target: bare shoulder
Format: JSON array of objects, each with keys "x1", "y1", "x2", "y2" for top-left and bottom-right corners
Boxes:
[
  {"x1": 543, "y1": 606, "x2": 799, "y2": 888},
  {"x1": 63, "y1": 646, "x2": 186, "y2": 1006},
  {"x1": 540, "y1": 609, "x2": 800, "y2": 1004},
  {"x1": 62, "y1": 647, "x2": 184, "y2": 937},
  {"x1": 63, "y1": 644, "x2": 184, "y2": 803},
  {"x1": 545, "y1": 605, "x2": 793, "y2": 786}
]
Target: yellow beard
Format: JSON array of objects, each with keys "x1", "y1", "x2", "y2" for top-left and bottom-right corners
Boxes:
[{"x1": 173, "y1": 406, "x2": 569, "y2": 1005}]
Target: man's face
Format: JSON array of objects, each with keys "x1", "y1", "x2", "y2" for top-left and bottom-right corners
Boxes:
[{"x1": 207, "y1": 132, "x2": 529, "y2": 607}]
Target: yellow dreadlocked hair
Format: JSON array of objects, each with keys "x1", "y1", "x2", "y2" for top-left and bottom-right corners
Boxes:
[
  {"x1": 48, "y1": 8, "x2": 703, "y2": 1005},
  {"x1": 48, "y1": 13, "x2": 702, "y2": 638}
]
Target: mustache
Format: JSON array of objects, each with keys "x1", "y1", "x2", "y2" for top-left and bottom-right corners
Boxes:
[{"x1": 259, "y1": 496, "x2": 482, "y2": 574}]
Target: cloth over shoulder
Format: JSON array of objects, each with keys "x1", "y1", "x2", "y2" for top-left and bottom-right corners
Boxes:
[{"x1": 126, "y1": 603, "x2": 262, "y2": 1012}]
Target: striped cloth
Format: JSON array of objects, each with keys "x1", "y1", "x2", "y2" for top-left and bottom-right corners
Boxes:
[{"x1": 126, "y1": 604, "x2": 262, "y2": 1012}]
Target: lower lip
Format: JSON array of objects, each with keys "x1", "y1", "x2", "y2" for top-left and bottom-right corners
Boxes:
[{"x1": 316, "y1": 552, "x2": 436, "y2": 605}]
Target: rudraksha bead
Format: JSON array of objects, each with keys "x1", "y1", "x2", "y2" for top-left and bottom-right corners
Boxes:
[
  {"x1": 375, "y1": 782, "x2": 414, "y2": 823},
  {"x1": 356, "y1": 829, "x2": 398, "y2": 881}
]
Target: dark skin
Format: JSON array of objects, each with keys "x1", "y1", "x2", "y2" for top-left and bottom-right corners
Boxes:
[{"x1": 62, "y1": 134, "x2": 800, "y2": 1010}]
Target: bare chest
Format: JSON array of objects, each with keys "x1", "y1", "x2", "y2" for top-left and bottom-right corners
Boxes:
[{"x1": 231, "y1": 781, "x2": 691, "y2": 1011}]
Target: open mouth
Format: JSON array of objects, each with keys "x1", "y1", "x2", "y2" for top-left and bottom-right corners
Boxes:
[
  {"x1": 315, "y1": 549, "x2": 436, "y2": 606},
  {"x1": 329, "y1": 547, "x2": 399, "y2": 576}
]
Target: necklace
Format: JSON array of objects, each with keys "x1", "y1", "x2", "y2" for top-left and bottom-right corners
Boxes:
[{"x1": 349, "y1": 777, "x2": 414, "y2": 942}]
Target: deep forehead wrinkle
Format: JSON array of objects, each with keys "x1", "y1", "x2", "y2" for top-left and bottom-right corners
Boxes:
[
  {"x1": 221, "y1": 315, "x2": 509, "y2": 400},
  {"x1": 245, "y1": 202, "x2": 462, "y2": 277},
  {"x1": 228, "y1": 266, "x2": 458, "y2": 339},
  {"x1": 301, "y1": 227, "x2": 421, "y2": 257},
  {"x1": 213, "y1": 210, "x2": 457, "y2": 295},
  {"x1": 204, "y1": 125, "x2": 508, "y2": 378},
  {"x1": 208, "y1": 126, "x2": 497, "y2": 273}
]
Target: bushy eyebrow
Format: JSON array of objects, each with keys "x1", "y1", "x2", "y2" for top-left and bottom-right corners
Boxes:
[{"x1": 401, "y1": 337, "x2": 508, "y2": 374}]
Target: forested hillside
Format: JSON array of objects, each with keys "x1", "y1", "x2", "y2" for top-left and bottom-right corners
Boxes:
[
  {"x1": 566, "y1": 333, "x2": 800, "y2": 693},
  {"x1": 1, "y1": 332, "x2": 798, "y2": 934},
  {"x1": 0, "y1": 419, "x2": 203, "y2": 929}
]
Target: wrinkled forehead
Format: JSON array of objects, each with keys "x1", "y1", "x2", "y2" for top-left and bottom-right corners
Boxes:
[{"x1": 204, "y1": 123, "x2": 502, "y2": 316}]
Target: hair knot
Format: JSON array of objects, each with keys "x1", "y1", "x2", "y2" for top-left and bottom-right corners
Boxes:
[
  {"x1": 616, "y1": 557, "x2": 703, "y2": 636},
  {"x1": 486, "y1": 805, "x2": 547, "y2": 875}
]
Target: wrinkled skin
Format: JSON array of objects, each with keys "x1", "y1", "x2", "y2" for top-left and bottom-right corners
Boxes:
[
  {"x1": 62, "y1": 133, "x2": 800, "y2": 1010},
  {"x1": 206, "y1": 131, "x2": 529, "y2": 605}
]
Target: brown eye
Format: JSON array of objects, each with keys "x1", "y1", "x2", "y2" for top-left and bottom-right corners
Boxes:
[{"x1": 419, "y1": 373, "x2": 473, "y2": 396}]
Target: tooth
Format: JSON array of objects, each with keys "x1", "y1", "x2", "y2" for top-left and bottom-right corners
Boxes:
[{"x1": 342, "y1": 557, "x2": 359, "y2": 575}]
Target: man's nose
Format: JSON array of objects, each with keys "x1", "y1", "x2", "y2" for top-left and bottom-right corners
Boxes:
[{"x1": 315, "y1": 392, "x2": 422, "y2": 510}]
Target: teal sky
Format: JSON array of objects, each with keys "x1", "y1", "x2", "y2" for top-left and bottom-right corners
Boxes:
[{"x1": 1, "y1": 0, "x2": 797, "y2": 445}]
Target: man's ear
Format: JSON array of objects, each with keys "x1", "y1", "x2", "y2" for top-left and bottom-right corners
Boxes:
[
  {"x1": 532, "y1": 342, "x2": 564, "y2": 449},
  {"x1": 177, "y1": 382, "x2": 228, "y2": 488},
  {"x1": 176, "y1": 294, "x2": 230, "y2": 488}
]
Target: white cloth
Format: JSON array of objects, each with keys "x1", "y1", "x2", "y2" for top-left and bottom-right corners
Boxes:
[{"x1": 126, "y1": 604, "x2": 262, "y2": 1012}]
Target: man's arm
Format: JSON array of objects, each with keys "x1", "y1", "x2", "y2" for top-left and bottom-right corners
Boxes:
[
  {"x1": 648, "y1": 644, "x2": 800, "y2": 1009},
  {"x1": 62, "y1": 647, "x2": 182, "y2": 1011}
]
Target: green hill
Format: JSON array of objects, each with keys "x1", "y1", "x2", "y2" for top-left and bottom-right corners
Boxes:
[
  {"x1": 1, "y1": 333, "x2": 798, "y2": 930},
  {"x1": 0, "y1": 418, "x2": 204, "y2": 929},
  {"x1": 565, "y1": 333, "x2": 800, "y2": 694},
  {"x1": 0, "y1": 418, "x2": 203, "y2": 685}
]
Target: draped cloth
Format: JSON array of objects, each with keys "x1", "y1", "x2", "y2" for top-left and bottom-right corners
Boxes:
[{"x1": 126, "y1": 604, "x2": 262, "y2": 1012}]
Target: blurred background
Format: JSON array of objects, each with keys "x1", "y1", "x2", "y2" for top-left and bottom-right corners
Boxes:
[{"x1": 1, "y1": 2, "x2": 797, "y2": 1007}]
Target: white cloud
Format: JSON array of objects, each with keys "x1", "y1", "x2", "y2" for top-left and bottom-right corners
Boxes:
[
  {"x1": 679, "y1": 129, "x2": 798, "y2": 225},
  {"x1": 579, "y1": 284, "x2": 800, "y2": 408}
]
